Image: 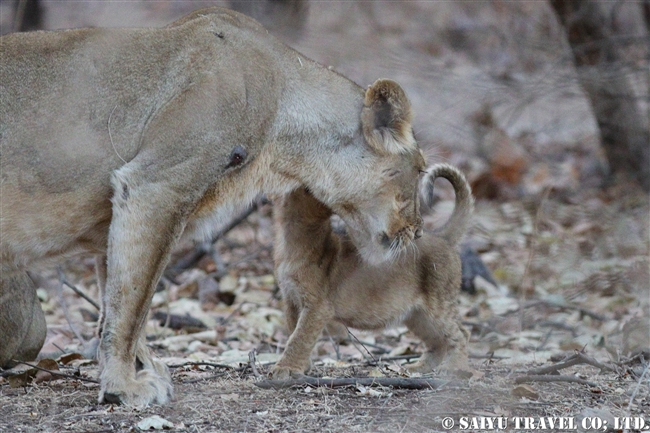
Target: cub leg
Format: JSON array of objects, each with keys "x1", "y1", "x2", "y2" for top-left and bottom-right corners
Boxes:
[
  {"x1": 98, "y1": 173, "x2": 189, "y2": 407},
  {"x1": 0, "y1": 271, "x2": 47, "y2": 368},
  {"x1": 284, "y1": 297, "x2": 300, "y2": 335},
  {"x1": 404, "y1": 308, "x2": 469, "y2": 373},
  {"x1": 272, "y1": 297, "x2": 334, "y2": 380}
]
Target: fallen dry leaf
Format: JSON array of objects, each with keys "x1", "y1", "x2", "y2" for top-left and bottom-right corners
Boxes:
[
  {"x1": 8, "y1": 359, "x2": 60, "y2": 388},
  {"x1": 511, "y1": 384, "x2": 539, "y2": 400}
]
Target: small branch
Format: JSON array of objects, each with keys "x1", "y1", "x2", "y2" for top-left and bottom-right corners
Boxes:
[
  {"x1": 527, "y1": 352, "x2": 616, "y2": 375},
  {"x1": 58, "y1": 273, "x2": 100, "y2": 311},
  {"x1": 168, "y1": 202, "x2": 261, "y2": 274},
  {"x1": 462, "y1": 320, "x2": 506, "y2": 336},
  {"x1": 515, "y1": 375, "x2": 597, "y2": 387},
  {"x1": 626, "y1": 361, "x2": 649, "y2": 413},
  {"x1": 255, "y1": 377, "x2": 453, "y2": 390},
  {"x1": 56, "y1": 268, "x2": 87, "y2": 348},
  {"x1": 181, "y1": 365, "x2": 249, "y2": 383},
  {"x1": 362, "y1": 354, "x2": 421, "y2": 367},
  {"x1": 346, "y1": 327, "x2": 378, "y2": 364},
  {"x1": 219, "y1": 301, "x2": 264, "y2": 326},
  {"x1": 339, "y1": 338, "x2": 389, "y2": 354},
  {"x1": 248, "y1": 349, "x2": 264, "y2": 379},
  {"x1": 14, "y1": 361, "x2": 99, "y2": 384},
  {"x1": 507, "y1": 300, "x2": 609, "y2": 322},
  {"x1": 167, "y1": 361, "x2": 237, "y2": 370}
]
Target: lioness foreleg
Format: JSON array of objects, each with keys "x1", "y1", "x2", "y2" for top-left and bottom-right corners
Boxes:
[{"x1": 98, "y1": 170, "x2": 189, "y2": 407}]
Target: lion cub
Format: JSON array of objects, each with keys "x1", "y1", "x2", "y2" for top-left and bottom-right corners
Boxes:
[{"x1": 271, "y1": 164, "x2": 474, "y2": 379}]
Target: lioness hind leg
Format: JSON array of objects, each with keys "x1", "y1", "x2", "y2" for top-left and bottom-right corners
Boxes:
[
  {"x1": 404, "y1": 308, "x2": 469, "y2": 374},
  {"x1": 0, "y1": 271, "x2": 47, "y2": 368},
  {"x1": 271, "y1": 301, "x2": 334, "y2": 380}
]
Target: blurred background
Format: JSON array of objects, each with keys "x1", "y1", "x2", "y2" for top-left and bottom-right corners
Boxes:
[{"x1": 2, "y1": 0, "x2": 648, "y2": 196}]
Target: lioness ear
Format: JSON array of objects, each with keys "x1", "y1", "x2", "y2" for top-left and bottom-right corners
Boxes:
[{"x1": 361, "y1": 79, "x2": 416, "y2": 155}]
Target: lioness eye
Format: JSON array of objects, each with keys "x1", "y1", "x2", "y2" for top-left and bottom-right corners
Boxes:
[{"x1": 226, "y1": 145, "x2": 247, "y2": 169}]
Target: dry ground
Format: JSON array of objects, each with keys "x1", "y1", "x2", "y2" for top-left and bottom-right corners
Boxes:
[{"x1": 1, "y1": 180, "x2": 648, "y2": 433}]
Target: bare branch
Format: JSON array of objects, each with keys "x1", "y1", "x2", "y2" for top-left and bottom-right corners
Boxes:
[
  {"x1": 13, "y1": 360, "x2": 99, "y2": 384},
  {"x1": 255, "y1": 377, "x2": 454, "y2": 390},
  {"x1": 515, "y1": 375, "x2": 597, "y2": 387},
  {"x1": 527, "y1": 352, "x2": 616, "y2": 375}
]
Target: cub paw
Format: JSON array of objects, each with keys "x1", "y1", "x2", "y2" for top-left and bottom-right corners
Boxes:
[
  {"x1": 270, "y1": 365, "x2": 306, "y2": 380},
  {"x1": 405, "y1": 360, "x2": 434, "y2": 374}
]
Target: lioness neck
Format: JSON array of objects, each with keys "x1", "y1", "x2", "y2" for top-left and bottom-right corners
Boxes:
[{"x1": 268, "y1": 61, "x2": 367, "y2": 196}]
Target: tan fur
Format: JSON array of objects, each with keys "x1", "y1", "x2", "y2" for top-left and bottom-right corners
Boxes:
[
  {"x1": 0, "y1": 7, "x2": 425, "y2": 406},
  {"x1": 272, "y1": 164, "x2": 474, "y2": 379}
]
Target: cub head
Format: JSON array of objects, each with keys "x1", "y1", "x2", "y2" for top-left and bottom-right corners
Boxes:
[{"x1": 324, "y1": 79, "x2": 426, "y2": 265}]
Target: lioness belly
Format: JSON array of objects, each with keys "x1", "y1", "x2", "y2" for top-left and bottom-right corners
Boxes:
[{"x1": 0, "y1": 182, "x2": 112, "y2": 269}]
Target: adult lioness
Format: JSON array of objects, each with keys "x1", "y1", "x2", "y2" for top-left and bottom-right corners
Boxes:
[
  {"x1": 272, "y1": 164, "x2": 473, "y2": 379},
  {"x1": 0, "y1": 7, "x2": 425, "y2": 406}
]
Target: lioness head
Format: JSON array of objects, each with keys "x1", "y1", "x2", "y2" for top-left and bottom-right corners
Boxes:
[{"x1": 308, "y1": 79, "x2": 426, "y2": 265}]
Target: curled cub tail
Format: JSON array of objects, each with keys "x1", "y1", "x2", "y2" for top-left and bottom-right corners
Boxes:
[{"x1": 420, "y1": 163, "x2": 474, "y2": 247}]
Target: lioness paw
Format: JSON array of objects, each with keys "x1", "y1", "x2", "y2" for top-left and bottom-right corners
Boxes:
[{"x1": 99, "y1": 361, "x2": 172, "y2": 407}]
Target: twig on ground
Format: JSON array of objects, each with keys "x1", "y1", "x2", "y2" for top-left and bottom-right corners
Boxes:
[
  {"x1": 506, "y1": 300, "x2": 608, "y2": 322},
  {"x1": 616, "y1": 352, "x2": 646, "y2": 366},
  {"x1": 536, "y1": 320, "x2": 578, "y2": 336},
  {"x1": 248, "y1": 349, "x2": 264, "y2": 379},
  {"x1": 167, "y1": 361, "x2": 237, "y2": 370},
  {"x1": 323, "y1": 328, "x2": 341, "y2": 361},
  {"x1": 58, "y1": 270, "x2": 100, "y2": 311},
  {"x1": 536, "y1": 300, "x2": 608, "y2": 321},
  {"x1": 361, "y1": 354, "x2": 421, "y2": 367},
  {"x1": 515, "y1": 375, "x2": 597, "y2": 387},
  {"x1": 517, "y1": 187, "x2": 550, "y2": 332},
  {"x1": 255, "y1": 377, "x2": 453, "y2": 390},
  {"x1": 346, "y1": 328, "x2": 378, "y2": 364},
  {"x1": 13, "y1": 361, "x2": 99, "y2": 384},
  {"x1": 220, "y1": 301, "x2": 262, "y2": 326},
  {"x1": 469, "y1": 353, "x2": 509, "y2": 360},
  {"x1": 168, "y1": 201, "x2": 262, "y2": 274},
  {"x1": 626, "y1": 361, "x2": 649, "y2": 413},
  {"x1": 462, "y1": 320, "x2": 506, "y2": 336},
  {"x1": 339, "y1": 338, "x2": 390, "y2": 354},
  {"x1": 181, "y1": 365, "x2": 249, "y2": 383},
  {"x1": 527, "y1": 352, "x2": 616, "y2": 375},
  {"x1": 56, "y1": 267, "x2": 88, "y2": 348}
]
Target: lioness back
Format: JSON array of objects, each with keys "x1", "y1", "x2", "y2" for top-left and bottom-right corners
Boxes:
[{"x1": 1, "y1": 10, "x2": 299, "y2": 267}]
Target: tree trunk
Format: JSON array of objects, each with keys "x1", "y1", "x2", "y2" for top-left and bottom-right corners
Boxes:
[{"x1": 550, "y1": 0, "x2": 649, "y2": 191}]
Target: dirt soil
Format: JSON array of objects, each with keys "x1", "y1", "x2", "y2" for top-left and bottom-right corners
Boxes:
[{"x1": 1, "y1": 2, "x2": 649, "y2": 432}]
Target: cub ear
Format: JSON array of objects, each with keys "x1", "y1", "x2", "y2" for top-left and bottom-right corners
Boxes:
[{"x1": 361, "y1": 79, "x2": 416, "y2": 155}]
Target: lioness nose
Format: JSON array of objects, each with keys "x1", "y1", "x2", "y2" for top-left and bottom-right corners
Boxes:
[{"x1": 414, "y1": 228, "x2": 423, "y2": 239}]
